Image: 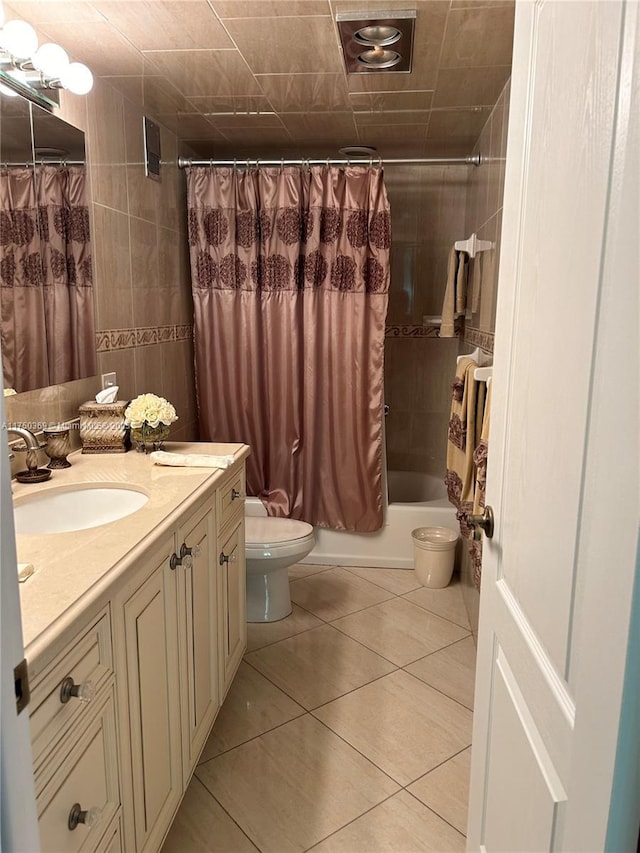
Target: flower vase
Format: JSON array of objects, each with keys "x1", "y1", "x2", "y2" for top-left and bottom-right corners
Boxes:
[{"x1": 131, "y1": 423, "x2": 171, "y2": 453}]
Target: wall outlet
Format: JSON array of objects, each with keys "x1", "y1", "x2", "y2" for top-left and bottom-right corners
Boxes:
[{"x1": 101, "y1": 372, "x2": 117, "y2": 389}]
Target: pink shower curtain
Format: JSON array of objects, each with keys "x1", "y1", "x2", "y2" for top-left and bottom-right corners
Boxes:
[
  {"x1": 187, "y1": 165, "x2": 390, "y2": 531},
  {"x1": 0, "y1": 165, "x2": 95, "y2": 392}
]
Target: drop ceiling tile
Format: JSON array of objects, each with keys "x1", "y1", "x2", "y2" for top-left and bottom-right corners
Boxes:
[
  {"x1": 212, "y1": 1, "x2": 331, "y2": 16},
  {"x1": 281, "y1": 112, "x2": 357, "y2": 141},
  {"x1": 204, "y1": 113, "x2": 285, "y2": 129},
  {"x1": 173, "y1": 114, "x2": 228, "y2": 140},
  {"x1": 427, "y1": 108, "x2": 491, "y2": 139},
  {"x1": 357, "y1": 124, "x2": 428, "y2": 144},
  {"x1": 440, "y1": 5, "x2": 515, "y2": 68},
  {"x1": 213, "y1": 126, "x2": 294, "y2": 146},
  {"x1": 433, "y1": 66, "x2": 512, "y2": 108},
  {"x1": 186, "y1": 95, "x2": 273, "y2": 114},
  {"x1": 143, "y1": 50, "x2": 262, "y2": 98},
  {"x1": 350, "y1": 91, "x2": 434, "y2": 112},
  {"x1": 355, "y1": 110, "x2": 431, "y2": 127},
  {"x1": 257, "y1": 73, "x2": 351, "y2": 112},
  {"x1": 223, "y1": 16, "x2": 342, "y2": 75},
  {"x1": 92, "y1": 1, "x2": 234, "y2": 51},
  {"x1": 38, "y1": 20, "x2": 145, "y2": 76},
  {"x1": 5, "y1": 1, "x2": 105, "y2": 23},
  {"x1": 142, "y1": 76, "x2": 192, "y2": 115}
]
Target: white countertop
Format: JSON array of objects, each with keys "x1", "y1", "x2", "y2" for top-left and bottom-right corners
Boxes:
[{"x1": 14, "y1": 441, "x2": 250, "y2": 673}]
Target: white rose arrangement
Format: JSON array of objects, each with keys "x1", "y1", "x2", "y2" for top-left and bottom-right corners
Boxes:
[
  {"x1": 124, "y1": 394, "x2": 178, "y2": 452},
  {"x1": 124, "y1": 393, "x2": 178, "y2": 429}
]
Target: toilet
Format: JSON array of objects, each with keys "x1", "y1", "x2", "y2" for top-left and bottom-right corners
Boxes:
[{"x1": 245, "y1": 516, "x2": 316, "y2": 622}]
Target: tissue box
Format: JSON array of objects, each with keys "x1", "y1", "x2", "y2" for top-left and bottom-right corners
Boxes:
[{"x1": 79, "y1": 401, "x2": 130, "y2": 454}]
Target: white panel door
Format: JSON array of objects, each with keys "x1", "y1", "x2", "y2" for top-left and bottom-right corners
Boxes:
[{"x1": 468, "y1": 1, "x2": 639, "y2": 850}]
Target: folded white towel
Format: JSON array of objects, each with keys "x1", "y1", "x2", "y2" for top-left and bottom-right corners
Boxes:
[{"x1": 150, "y1": 451, "x2": 235, "y2": 469}]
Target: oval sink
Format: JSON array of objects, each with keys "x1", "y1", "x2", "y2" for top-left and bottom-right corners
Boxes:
[{"x1": 14, "y1": 486, "x2": 149, "y2": 535}]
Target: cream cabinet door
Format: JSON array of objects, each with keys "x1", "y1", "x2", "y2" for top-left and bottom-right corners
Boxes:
[
  {"x1": 218, "y1": 518, "x2": 247, "y2": 700},
  {"x1": 176, "y1": 503, "x2": 220, "y2": 785},
  {"x1": 120, "y1": 538, "x2": 182, "y2": 853}
]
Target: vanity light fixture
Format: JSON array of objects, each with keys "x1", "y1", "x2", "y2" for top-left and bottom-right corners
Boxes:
[
  {"x1": 336, "y1": 10, "x2": 416, "y2": 74},
  {"x1": 0, "y1": 16, "x2": 93, "y2": 109}
]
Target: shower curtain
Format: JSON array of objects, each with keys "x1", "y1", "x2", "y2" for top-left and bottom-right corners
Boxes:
[
  {"x1": 0, "y1": 165, "x2": 95, "y2": 392},
  {"x1": 187, "y1": 165, "x2": 390, "y2": 531}
]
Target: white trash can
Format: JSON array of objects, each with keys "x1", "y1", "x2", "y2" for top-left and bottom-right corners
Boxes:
[{"x1": 411, "y1": 526, "x2": 458, "y2": 588}]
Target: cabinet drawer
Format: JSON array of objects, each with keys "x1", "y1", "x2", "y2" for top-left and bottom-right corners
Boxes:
[
  {"x1": 217, "y1": 466, "x2": 245, "y2": 533},
  {"x1": 37, "y1": 690, "x2": 120, "y2": 853},
  {"x1": 31, "y1": 609, "x2": 113, "y2": 779}
]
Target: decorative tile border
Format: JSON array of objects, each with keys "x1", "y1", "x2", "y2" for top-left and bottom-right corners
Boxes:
[
  {"x1": 462, "y1": 325, "x2": 495, "y2": 354},
  {"x1": 385, "y1": 320, "x2": 463, "y2": 338},
  {"x1": 96, "y1": 324, "x2": 193, "y2": 353}
]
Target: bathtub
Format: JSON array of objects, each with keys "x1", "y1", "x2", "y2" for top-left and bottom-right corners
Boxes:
[{"x1": 245, "y1": 470, "x2": 458, "y2": 570}]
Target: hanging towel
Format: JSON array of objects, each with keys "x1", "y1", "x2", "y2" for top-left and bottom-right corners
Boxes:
[
  {"x1": 471, "y1": 253, "x2": 482, "y2": 314},
  {"x1": 455, "y1": 252, "x2": 468, "y2": 315},
  {"x1": 469, "y1": 381, "x2": 492, "y2": 590},
  {"x1": 439, "y1": 247, "x2": 458, "y2": 337},
  {"x1": 150, "y1": 451, "x2": 235, "y2": 469},
  {"x1": 445, "y1": 357, "x2": 481, "y2": 532}
]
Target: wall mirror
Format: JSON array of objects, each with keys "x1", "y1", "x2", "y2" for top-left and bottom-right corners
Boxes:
[{"x1": 0, "y1": 91, "x2": 96, "y2": 394}]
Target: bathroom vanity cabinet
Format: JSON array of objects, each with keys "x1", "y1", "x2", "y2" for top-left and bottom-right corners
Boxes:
[{"x1": 18, "y1": 446, "x2": 248, "y2": 853}]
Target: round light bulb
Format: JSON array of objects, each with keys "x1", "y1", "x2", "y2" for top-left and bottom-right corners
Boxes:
[
  {"x1": 33, "y1": 42, "x2": 69, "y2": 77},
  {"x1": 0, "y1": 19, "x2": 38, "y2": 59},
  {"x1": 60, "y1": 61, "x2": 93, "y2": 95}
]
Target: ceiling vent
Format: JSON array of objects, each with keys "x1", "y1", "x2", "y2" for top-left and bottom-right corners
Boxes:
[{"x1": 336, "y1": 10, "x2": 416, "y2": 74}]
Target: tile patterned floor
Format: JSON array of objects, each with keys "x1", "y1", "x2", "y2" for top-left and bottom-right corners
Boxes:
[{"x1": 162, "y1": 567, "x2": 476, "y2": 853}]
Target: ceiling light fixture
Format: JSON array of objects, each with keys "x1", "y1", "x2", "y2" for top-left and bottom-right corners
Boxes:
[
  {"x1": 0, "y1": 17, "x2": 93, "y2": 109},
  {"x1": 353, "y1": 25, "x2": 401, "y2": 47},
  {"x1": 357, "y1": 47, "x2": 402, "y2": 69},
  {"x1": 336, "y1": 10, "x2": 416, "y2": 74}
]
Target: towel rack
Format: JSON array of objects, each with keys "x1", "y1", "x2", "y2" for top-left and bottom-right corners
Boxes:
[
  {"x1": 457, "y1": 346, "x2": 492, "y2": 367},
  {"x1": 454, "y1": 232, "x2": 494, "y2": 258},
  {"x1": 474, "y1": 366, "x2": 493, "y2": 386}
]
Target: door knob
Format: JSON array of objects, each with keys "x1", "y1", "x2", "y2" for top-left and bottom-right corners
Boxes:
[{"x1": 467, "y1": 505, "x2": 494, "y2": 541}]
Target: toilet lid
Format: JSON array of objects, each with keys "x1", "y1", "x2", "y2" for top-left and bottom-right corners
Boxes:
[{"x1": 245, "y1": 516, "x2": 314, "y2": 545}]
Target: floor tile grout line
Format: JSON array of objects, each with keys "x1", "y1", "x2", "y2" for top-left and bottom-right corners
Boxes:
[
  {"x1": 398, "y1": 587, "x2": 471, "y2": 633},
  {"x1": 196, "y1": 706, "x2": 308, "y2": 766},
  {"x1": 191, "y1": 773, "x2": 262, "y2": 851},
  {"x1": 243, "y1": 650, "x2": 400, "y2": 715},
  {"x1": 403, "y1": 787, "x2": 468, "y2": 841},
  {"x1": 400, "y1": 666, "x2": 477, "y2": 715},
  {"x1": 341, "y1": 564, "x2": 424, "y2": 596},
  {"x1": 302, "y1": 789, "x2": 402, "y2": 852},
  {"x1": 328, "y1": 616, "x2": 470, "y2": 670},
  {"x1": 310, "y1": 712, "x2": 404, "y2": 787}
]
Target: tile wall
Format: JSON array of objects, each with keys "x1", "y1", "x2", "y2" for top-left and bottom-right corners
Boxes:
[
  {"x1": 384, "y1": 164, "x2": 467, "y2": 477},
  {"x1": 459, "y1": 78, "x2": 511, "y2": 637},
  {"x1": 462, "y1": 78, "x2": 511, "y2": 354},
  {"x1": 5, "y1": 79, "x2": 198, "y2": 464}
]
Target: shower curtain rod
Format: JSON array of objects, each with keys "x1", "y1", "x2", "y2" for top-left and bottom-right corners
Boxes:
[
  {"x1": 1, "y1": 160, "x2": 85, "y2": 167},
  {"x1": 178, "y1": 154, "x2": 482, "y2": 168}
]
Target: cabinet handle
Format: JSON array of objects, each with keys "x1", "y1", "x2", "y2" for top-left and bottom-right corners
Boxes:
[
  {"x1": 180, "y1": 542, "x2": 201, "y2": 569},
  {"x1": 219, "y1": 550, "x2": 237, "y2": 566},
  {"x1": 231, "y1": 489, "x2": 245, "y2": 501},
  {"x1": 170, "y1": 552, "x2": 182, "y2": 570},
  {"x1": 68, "y1": 803, "x2": 102, "y2": 831},
  {"x1": 59, "y1": 676, "x2": 94, "y2": 705}
]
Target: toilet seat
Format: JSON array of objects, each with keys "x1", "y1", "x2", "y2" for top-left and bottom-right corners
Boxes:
[{"x1": 245, "y1": 516, "x2": 314, "y2": 549}]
